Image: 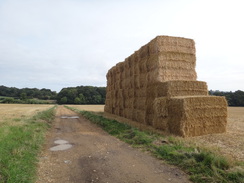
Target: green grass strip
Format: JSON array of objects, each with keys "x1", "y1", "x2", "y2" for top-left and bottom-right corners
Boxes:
[
  {"x1": 0, "y1": 106, "x2": 56, "y2": 183},
  {"x1": 67, "y1": 106, "x2": 244, "y2": 183}
]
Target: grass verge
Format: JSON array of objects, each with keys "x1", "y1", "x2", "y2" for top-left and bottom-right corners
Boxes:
[
  {"x1": 0, "y1": 106, "x2": 56, "y2": 183},
  {"x1": 67, "y1": 106, "x2": 244, "y2": 183}
]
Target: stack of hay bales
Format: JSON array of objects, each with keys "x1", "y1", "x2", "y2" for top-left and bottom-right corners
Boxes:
[{"x1": 105, "y1": 36, "x2": 227, "y2": 137}]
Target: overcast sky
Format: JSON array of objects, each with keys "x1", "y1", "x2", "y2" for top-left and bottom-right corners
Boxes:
[{"x1": 0, "y1": 0, "x2": 243, "y2": 92}]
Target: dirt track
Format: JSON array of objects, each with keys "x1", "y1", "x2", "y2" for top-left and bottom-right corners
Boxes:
[{"x1": 36, "y1": 106, "x2": 190, "y2": 183}]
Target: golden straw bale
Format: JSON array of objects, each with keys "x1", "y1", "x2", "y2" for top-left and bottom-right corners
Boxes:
[
  {"x1": 153, "y1": 97, "x2": 169, "y2": 117},
  {"x1": 146, "y1": 98, "x2": 155, "y2": 113},
  {"x1": 153, "y1": 117, "x2": 169, "y2": 131},
  {"x1": 134, "y1": 97, "x2": 147, "y2": 110},
  {"x1": 148, "y1": 81, "x2": 208, "y2": 98},
  {"x1": 134, "y1": 75, "x2": 140, "y2": 89},
  {"x1": 145, "y1": 114, "x2": 154, "y2": 126},
  {"x1": 139, "y1": 44, "x2": 149, "y2": 59},
  {"x1": 134, "y1": 88, "x2": 147, "y2": 98},
  {"x1": 139, "y1": 73, "x2": 148, "y2": 88},
  {"x1": 124, "y1": 98, "x2": 134, "y2": 108},
  {"x1": 149, "y1": 36, "x2": 196, "y2": 55},
  {"x1": 136, "y1": 110, "x2": 147, "y2": 124},
  {"x1": 104, "y1": 35, "x2": 227, "y2": 137},
  {"x1": 128, "y1": 89, "x2": 134, "y2": 98},
  {"x1": 168, "y1": 96, "x2": 227, "y2": 137},
  {"x1": 140, "y1": 58, "x2": 148, "y2": 73}
]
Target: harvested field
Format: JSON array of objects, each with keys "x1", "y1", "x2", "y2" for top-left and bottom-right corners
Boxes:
[
  {"x1": 0, "y1": 104, "x2": 55, "y2": 125},
  {"x1": 187, "y1": 107, "x2": 244, "y2": 161}
]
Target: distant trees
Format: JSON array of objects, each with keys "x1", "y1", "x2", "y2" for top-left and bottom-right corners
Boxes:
[
  {"x1": 0, "y1": 85, "x2": 57, "y2": 101},
  {"x1": 57, "y1": 86, "x2": 106, "y2": 104},
  {"x1": 2, "y1": 84, "x2": 242, "y2": 106},
  {"x1": 210, "y1": 90, "x2": 244, "y2": 106}
]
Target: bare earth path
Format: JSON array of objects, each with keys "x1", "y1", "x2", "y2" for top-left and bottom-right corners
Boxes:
[{"x1": 36, "y1": 106, "x2": 190, "y2": 183}]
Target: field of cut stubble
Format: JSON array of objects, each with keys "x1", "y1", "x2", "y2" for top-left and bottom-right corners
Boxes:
[
  {"x1": 0, "y1": 104, "x2": 54, "y2": 126},
  {"x1": 68, "y1": 105, "x2": 244, "y2": 161}
]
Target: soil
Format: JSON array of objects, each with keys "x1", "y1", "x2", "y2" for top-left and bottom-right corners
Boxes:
[{"x1": 36, "y1": 106, "x2": 190, "y2": 183}]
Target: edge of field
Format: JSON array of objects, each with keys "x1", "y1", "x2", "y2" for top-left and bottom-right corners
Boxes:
[{"x1": 67, "y1": 106, "x2": 244, "y2": 183}]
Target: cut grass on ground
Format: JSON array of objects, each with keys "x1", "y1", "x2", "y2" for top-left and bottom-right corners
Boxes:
[
  {"x1": 67, "y1": 106, "x2": 244, "y2": 183},
  {"x1": 0, "y1": 106, "x2": 56, "y2": 183}
]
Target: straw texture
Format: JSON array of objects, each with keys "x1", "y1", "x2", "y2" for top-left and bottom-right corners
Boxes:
[{"x1": 105, "y1": 35, "x2": 227, "y2": 137}]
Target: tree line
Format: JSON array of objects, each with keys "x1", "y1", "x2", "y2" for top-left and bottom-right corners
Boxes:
[
  {"x1": 0, "y1": 85, "x2": 57, "y2": 100},
  {"x1": 56, "y1": 86, "x2": 106, "y2": 104},
  {"x1": 1, "y1": 85, "x2": 244, "y2": 106},
  {"x1": 0, "y1": 85, "x2": 106, "y2": 105},
  {"x1": 210, "y1": 90, "x2": 244, "y2": 106}
]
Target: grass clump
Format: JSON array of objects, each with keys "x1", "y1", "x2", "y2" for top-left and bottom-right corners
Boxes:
[
  {"x1": 67, "y1": 106, "x2": 244, "y2": 183},
  {"x1": 0, "y1": 106, "x2": 56, "y2": 183}
]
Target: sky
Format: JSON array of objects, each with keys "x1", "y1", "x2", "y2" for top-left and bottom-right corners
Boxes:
[{"x1": 0, "y1": 0, "x2": 243, "y2": 92}]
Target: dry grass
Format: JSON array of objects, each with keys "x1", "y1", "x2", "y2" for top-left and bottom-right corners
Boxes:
[{"x1": 0, "y1": 104, "x2": 55, "y2": 126}]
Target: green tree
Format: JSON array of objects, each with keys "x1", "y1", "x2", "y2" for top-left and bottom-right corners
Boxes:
[
  {"x1": 20, "y1": 93, "x2": 27, "y2": 100},
  {"x1": 60, "y1": 97, "x2": 67, "y2": 104},
  {"x1": 74, "y1": 97, "x2": 81, "y2": 104}
]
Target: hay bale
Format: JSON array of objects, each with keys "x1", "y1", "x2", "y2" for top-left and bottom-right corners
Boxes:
[
  {"x1": 153, "y1": 117, "x2": 169, "y2": 131},
  {"x1": 168, "y1": 96, "x2": 228, "y2": 137},
  {"x1": 147, "y1": 81, "x2": 208, "y2": 97},
  {"x1": 134, "y1": 97, "x2": 147, "y2": 110},
  {"x1": 134, "y1": 88, "x2": 147, "y2": 98},
  {"x1": 153, "y1": 97, "x2": 169, "y2": 117},
  {"x1": 104, "y1": 35, "x2": 227, "y2": 137},
  {"x1": 148, "y1": 36, "x2": 196, "y2": 55}
]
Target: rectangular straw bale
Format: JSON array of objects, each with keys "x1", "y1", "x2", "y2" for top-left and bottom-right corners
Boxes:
[
  {"x1": 134, "y1": 61, "x2": 140, "y2": 76},
  {"x1": 125, "y1": 98, "x2": 134, "y2": 108},
  {"x1": 147, "y1": 69, "x2": 161, "y2": 83},
  {"x1": 124, "y1": 78, "x2": 130, "y2": 88},
  {"x1": 134, "y1": 75, "x2": 140, "y2": 89},
  {"x1": 139, "y1": 73, "x2": 148, "y2": 88},
  {"x1": 128, "y1": 89, "x2": 134, "y2": 98},
  {"x1": 146, "y1": 98, "x2": 155, "y2": 114},
  {"x1": 119, "y1": 108, "x2": 124, "y2": 117},
  {"x1": 159, "y1": 69, "x2": 197, "y2": 81},
  {"x1": 158, "y1": 52, "x2": 196, "y2": 63},
  {"x1": 136, "y1": 110, "x2": 147, "y2": 124},
  {"x1": 145, "y1": 114, "x2": 154, "y2": 126},
  {"x1": 151, "y1": 81, "x2": 208, "y2": 97},
  {"x1": 104, "y1": 105, "x2": 112, "y2": 113},
  {"x1": 117, "y1": 89, "x2": 124, "y2": 99},
  {"x1": 134, "y1": 88, "x2": 147, "y2": 97},
  {"x1": 129, "y1": 76, "x2": 135, "y2": 88},
  {"x1": 134, "y1": 97, "x2": 147, "y2": 110},
  {"x1": 114, "y1": 107, "x2": 120, "y2": 116},
  {"x1": 106, "y1": 90, "x2": 112, "y2": 99},
  {"x1": 152, "y1": 117, "x2": 169, "y2": 131},
  {"x1": 158, "y1": 60, "x2": 196, "y2": 71},
  {"x1": 139, "y1": 44, "x2": 149, "y2": 59},
  {"x1": 146, "y1": 54, "x2": 160, "y2": 71},
  {"x1": 153, "y1": 97, "x2": 169, "y2": 117},
  {"x1": 168, "y1": 96, "x2": 227, "y2": 137},
  {"x1": 148, "y1": 36, "x2": 196, "y2": 55},
  {"x1": 140, "y1": 57, "x2": 148, "y2": 73},
  {"x1": 124, "y1": 108, "x2": 133, "y2": 119}
]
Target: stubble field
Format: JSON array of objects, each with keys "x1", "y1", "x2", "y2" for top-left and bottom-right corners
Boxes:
[{"x1": 0, "y1": 104, "x2": 55, "y2": 126}]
